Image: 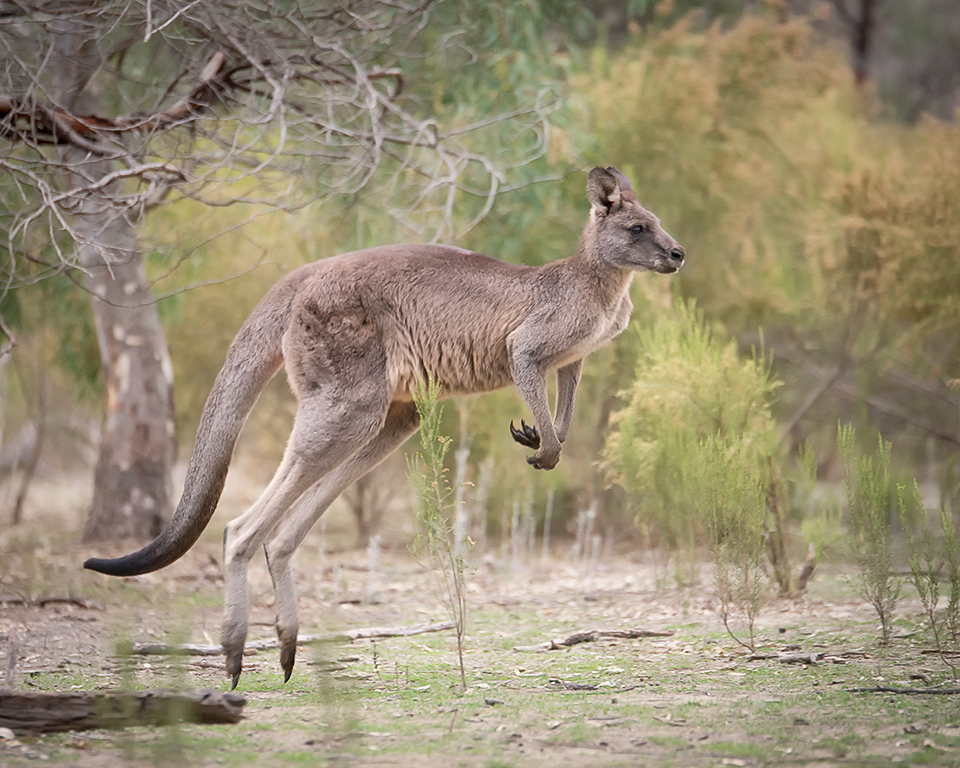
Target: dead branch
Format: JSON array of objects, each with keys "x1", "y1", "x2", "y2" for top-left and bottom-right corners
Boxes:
[
  {"x1": 0, "y1": 316, "x2": 15, "y2": 360},
  {"x1": 848, "y1": 685, "x2": 960, "y2": 695},
  {"x1": 749, "y1": 651, "x2": 848, "y2": 664},
  {"x1": 513, "y1": 628, "x2": 674, "y2": 652},
  {"x1": 797, "y1": 542, "x2": 817, "y2": 592},
  {"x1": 131, "y1": 620, "x2": 456, "y2": 656},
  {"x1": 2, "y1": 629, "x2": 17, "y2": 690},
  {"x1": 0, "y1": 51, "x2": 229, "y2": 151},
  {"x1": 0, "y1": 689, "x2": 245, "y2": 734},
  {"x1": 546, "y1": 678, "x2": 640, "y2": 693},
  {"x1": 0, "y1": 597, "x2": 99, "y2": 610},
  {"x1": 776, "y1": 652, "x2": 825, "y2": 664}
]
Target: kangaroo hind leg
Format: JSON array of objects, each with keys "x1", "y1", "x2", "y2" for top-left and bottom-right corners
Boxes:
[
  {"x1": 221, "y1": 386, "x2": 390, "y2": 688},
  {"x1": 264, "y1": 401, "x2": 420, "y2": 682}
]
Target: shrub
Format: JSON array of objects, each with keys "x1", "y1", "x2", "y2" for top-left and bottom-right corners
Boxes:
[
  {"x1": 604, "y1": 299, "x2": 780, "y2": 583},
  {"x1": 838, "y1": 424, "x2": 901, "y2": 644},
  {"x1": 697, "y1": 433, "x2": 767, "y2": 650}
]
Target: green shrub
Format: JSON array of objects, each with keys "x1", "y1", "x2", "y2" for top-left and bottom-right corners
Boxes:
[
  {"x1": 900, "y1": 481, "x2": 960, "y2": 677},
  {"x1": 697, "y1": 433, "x2": 767, "y2": 649},
  {"x1": 838, "y1": 424, "x2": 901, "y2": 643},
  {"x1": 604, "y1": 299, "x2": 780, "y2": 583}
]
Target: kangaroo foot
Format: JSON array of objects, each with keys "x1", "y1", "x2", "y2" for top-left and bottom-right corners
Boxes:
[
  {"x1": 510, "y1": 419, "x2": 540, "y2": 449},
  {"x1": 527, "y1": 444, "x2": 561, "y2": 470}
]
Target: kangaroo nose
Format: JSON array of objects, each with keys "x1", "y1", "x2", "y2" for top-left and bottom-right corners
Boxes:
[{"x1": 669, "y1": 247, "x2": 685, "y2": 264}]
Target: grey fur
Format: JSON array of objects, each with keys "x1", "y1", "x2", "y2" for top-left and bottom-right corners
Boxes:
[{"x1": 84, "y1": 166, "x2": 684, "y2": 685}]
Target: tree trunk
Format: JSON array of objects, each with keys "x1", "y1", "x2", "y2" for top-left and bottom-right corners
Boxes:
[
  {"x1": 51, "y1": 17, "x2": 175, "y2": 542},
  {"x1": 852, "y1": 0, "x2": 878, "y2": 87}
]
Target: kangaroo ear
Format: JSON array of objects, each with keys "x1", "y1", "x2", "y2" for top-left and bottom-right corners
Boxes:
[{"x1": 587, "y1": 166, "x2": 623, "y2": 215}]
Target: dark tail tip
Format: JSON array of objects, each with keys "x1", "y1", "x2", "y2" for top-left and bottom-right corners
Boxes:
[
  {"x1": 82, "y1": 537, "x2": 179, "y2": 577},
  {"x1": 83, "y1": 555, "x2": 145, "y2": 577}
]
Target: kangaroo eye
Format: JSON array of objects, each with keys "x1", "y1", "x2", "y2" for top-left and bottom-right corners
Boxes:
[{"x1": 630, "y1": 224, "x2": 645, "y2": 235}]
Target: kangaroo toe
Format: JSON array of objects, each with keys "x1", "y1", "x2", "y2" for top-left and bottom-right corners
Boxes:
[{"x1": 280, "y1": 641, "x2": 297, "y2": 683}]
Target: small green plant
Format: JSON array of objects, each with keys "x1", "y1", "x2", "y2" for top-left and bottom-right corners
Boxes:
[
  {"x1": 407, "y1": 378, "x2": 471, "y2": 691},
  {"x1": 900, "y1": 482, "x2": 960, "y2": 678},
  {"x1": 697, "y1": 433, "x2": 767, "y2": 651},
  {"x1": 839, "y1": 424, "x2": 901, "y2": 644}
]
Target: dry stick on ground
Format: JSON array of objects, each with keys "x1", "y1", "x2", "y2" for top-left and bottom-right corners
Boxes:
[
  {"x1": 848, "y1": 685, "x2": 960, "y2": 695},
  {"x1": 748, "y1": 652, "x2": 826, "y2": 664},
  {"x1": 513, "y1": 628, "x2": 674, "y2": 652},
  {"x1": 0, "y1": 689, "x2": 246, "y2": 734},
  {"x1": 0, "y1": 597, "x2": 99, "y2": 609},
  {"x1": 131, "y1": 621, "x2": 456, "y2": 657}
]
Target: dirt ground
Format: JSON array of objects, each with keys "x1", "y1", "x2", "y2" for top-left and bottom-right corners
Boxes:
[{"x1": 2, "y1": 471, "x2": 960, "y2": 767}]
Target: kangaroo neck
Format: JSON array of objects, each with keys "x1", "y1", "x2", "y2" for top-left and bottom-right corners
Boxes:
[{"x1": 562, "y1": 245, "x2": 634, "y2": 307}]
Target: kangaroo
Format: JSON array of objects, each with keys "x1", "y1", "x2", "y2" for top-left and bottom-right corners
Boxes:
[{"x1": 83, "y1": 166, "x2": 684, "y2": 688}]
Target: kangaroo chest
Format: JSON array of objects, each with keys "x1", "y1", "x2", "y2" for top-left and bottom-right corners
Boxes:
[{"x1": 550, "y1": 282, "x2": 634, "y2": 370}]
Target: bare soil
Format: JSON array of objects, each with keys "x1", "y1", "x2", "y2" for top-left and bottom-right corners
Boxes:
[{"x1": 2, "y1": 471, "x2": 959, "y2": 767}]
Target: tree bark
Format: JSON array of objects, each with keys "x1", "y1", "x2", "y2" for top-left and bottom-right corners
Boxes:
[{"x1": 51, "y1": 15, "x2": 175, "y2": 542}]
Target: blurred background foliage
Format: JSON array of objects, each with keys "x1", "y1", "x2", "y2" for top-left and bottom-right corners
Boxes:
[{"x1": 4, "y1": 1, "x2": 960, "y2": 572}]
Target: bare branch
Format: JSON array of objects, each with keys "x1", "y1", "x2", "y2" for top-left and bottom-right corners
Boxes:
[{"x1": 1, "y1": 0, "x2": 563, "y2": 290}]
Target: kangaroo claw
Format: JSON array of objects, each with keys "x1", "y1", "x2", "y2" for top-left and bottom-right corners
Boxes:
[
  {"x1": 225, "y1": 643, "x2": 244, "y2": 690},
  {"x1": 280, "y1": 641, "x2": 297, "y2": 684},
  {"x1": 509, "y1": 419, "x2": 541, "y2": 449}
]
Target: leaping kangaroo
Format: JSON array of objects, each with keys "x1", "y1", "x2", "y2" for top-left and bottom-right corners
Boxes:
[{"x1": 84, "y1": 166, "x2": 684, "y2": 687}]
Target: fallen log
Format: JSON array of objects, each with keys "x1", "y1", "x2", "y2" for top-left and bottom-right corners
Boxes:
[
  {"x1": 131, "y1": 620, "x2": 456, "y2": 656},
  {"x1": 0, "y1": 689, "x2": 246, "y2": 734},
  {"x1": 513, "y1": 628, "x2": 674, "y2": 652}
]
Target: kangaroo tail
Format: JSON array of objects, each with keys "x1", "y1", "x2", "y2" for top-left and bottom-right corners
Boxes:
[{"x1": 83, "y1": 274, "x2": 300, "y2": 577}]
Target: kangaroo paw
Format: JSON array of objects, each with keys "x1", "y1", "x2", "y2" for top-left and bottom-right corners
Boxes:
[
  {"x1": 509, "y1": 419, "x2": 541, "y2": 449},
  {"x1": 527, "y1": 446, "x2": 560, "y2": 470}
]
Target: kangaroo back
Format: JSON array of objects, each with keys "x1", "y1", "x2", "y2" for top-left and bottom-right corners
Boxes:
[{"x1": 83, "y1": 272, "x2": 301, "y2": 576}]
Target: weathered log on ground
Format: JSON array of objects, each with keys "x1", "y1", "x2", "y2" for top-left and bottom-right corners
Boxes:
[{"x1": 0, "y1": 689, "x2": 246, "y2": 734}]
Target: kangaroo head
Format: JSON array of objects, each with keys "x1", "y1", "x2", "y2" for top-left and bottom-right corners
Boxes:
[{"x1": 586, "y1": 166, "x2": 685, "y2": 274}]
